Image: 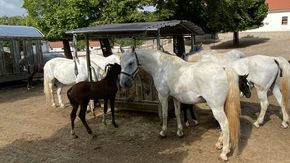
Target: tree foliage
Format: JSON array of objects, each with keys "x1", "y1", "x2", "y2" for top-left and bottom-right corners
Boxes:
[
  {"x1": 94, "y1": 0, "x2": 155, "y2": 24},
  {"x1": 153, "y1": 0, "x2": 268, "y2": 45},
  {"x1": 23, "y1": 0, "x2": 102, "y2": 40},
  {"x1": 0, "y1": 16, "x2": 27, "y2": 26},
  {"x1": 153, "y1": 0, "x2": 208, "y2": 31},
  {"x1": 207, "y1": 0, "x2": 268, "y2": 33}
]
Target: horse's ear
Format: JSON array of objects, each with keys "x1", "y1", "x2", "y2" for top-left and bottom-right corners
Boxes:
[
  {"x1": 120, "y1": 46, "x2": 124, "y2": 53},
  {"x1": 244, "y1": 74, "x2": 249, "y2": 79},
  {"x1": 131, "y1": 45, "x2": 135, "y2": 52}
]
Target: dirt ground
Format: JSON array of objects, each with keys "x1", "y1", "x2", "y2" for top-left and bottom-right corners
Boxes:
[{"x1": 1, "y1": 32, "x2": 290, "y2": 163}]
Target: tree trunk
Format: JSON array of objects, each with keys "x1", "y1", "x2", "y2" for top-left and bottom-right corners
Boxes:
[
  {"x1": 100, "y1": 38, "x2": 112, "y2": 57},
  {"x1": 173, "y1": 35, "x2": 185, "y2": 58},
  {"x1": 233, "y1": 32, "x2": 239, "y2": 46},
  {"x1": 63, "y1": 39, "x2": 73, "y2": 59}
]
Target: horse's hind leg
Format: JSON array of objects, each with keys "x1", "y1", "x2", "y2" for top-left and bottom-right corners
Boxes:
[
  {"x1": 211, "y1": 106, "x2": 230, "y2": 161},
  {"x1": 254, "y1": 90, "x2": 269, "y2": 128},
  {"x1": 56, "y1": 83, "x2": 64, "y2": 108},
  {"x1": 79, "y1": 104, "x2": 92, "y2": 135},
  {"x1": 110, "y1": 97, "x2": 118, "y2": 128},
  {"x1": 158, "y1": 94, "x2": 168, "y2": 137},
  {"x1": 70, "y1": 104, "x2": 79, "y2": 138},
  {"x1": 173, "y1": 98, "x2": 183, "y2": 137},
  {"x1": 273, "y1": 84, "x2": 289, "y2": 128},
  {"x1": 48, "y1": 81, "x2": 56, "y2": 107}
]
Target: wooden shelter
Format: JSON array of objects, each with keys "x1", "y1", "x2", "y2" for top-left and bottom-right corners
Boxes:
[
  {"x1": 0, "y1": 25, "x2": 44, "y2": 82},
  {"x1": 66, "y1": 20, "x2": 204, "y2": 112}
]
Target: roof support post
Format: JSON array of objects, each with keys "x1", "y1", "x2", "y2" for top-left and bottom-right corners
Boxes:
[
  {"x1": 85, "y1": 35, "x2": 92, "y2": 81},
  {"x1": 190, "y1": 33, "x2": 196, "y2": 52},
  {"x1": 173, "y1": 35, "x2": 185, "y2": 57},
  {"x1": 73, "y1": 34, "x2": 78, "y2": 60},
  {"x1": 156, "y1": 29, "x2": 161, "y2": 50},
  {"x1": 132, "y1": 37, "x2": 136, "y2": 48}
]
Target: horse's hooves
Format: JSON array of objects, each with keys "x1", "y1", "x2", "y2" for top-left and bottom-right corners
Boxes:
[
  {"x1": 72, "y1": 134, "x2": 79, "y2": 139},
  {"x1": 177, "y1": 129, "x2": 184, "y2": 137},
  {"x1": 281, "y1": 122, "x2": 288, "y2": 129},
  {"x1": 253, "y1": 122, "x2": 260, "y2": 128},
  {"x1": 218, "y1": 154, "x2": 228, "y2": 162},
  {"x1": 193, "y1": 120, "x2": 199, "y2": 126},
  {"x1": 185, "y1": 121, "x2": 190, "y2": 128},
  {"x1": 91, "y1": 134, "x2": 98, "y2": 139},
  {"x1": 159, "y1": 130, "x2": 167, "y2": 138},
  {"x1": 113, "y1": 123, "x2": 119, "y2": 128},
  {"x1": 87, "y1": 130, "x2": 93, "y2": 135}
]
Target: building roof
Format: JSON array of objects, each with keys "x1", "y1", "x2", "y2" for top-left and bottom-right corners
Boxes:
[
  {"x1": 266, "y1": 0, "x2": 290, "y2": 11},
  {"x1": 0, "y1": 25, "x2": 43, "y2": 39},
  {"x1": 66, "y1": 20, "x2": 204, "y2": 38},
  {"x1": 48, "y1": 41, "x2": 64, "y2": 48},
  {"x1": 48, "y1": 41, "x2": 100, "y2": 48},
  {"x1": 89, "y1": 41, "x2": 100, "y2": 47}
]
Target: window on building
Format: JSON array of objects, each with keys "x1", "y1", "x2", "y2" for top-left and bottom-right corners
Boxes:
[{"x1": 282, "y1": 16, "x2": 288, "y2": 25}]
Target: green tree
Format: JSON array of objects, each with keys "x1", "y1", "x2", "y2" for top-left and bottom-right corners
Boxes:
[
  {"x1": 207, "y1": 0, "x2": 268, "y2": 45},
  {"x1": 153, "y1": 0, "x2": 268, "y2": 46},
  {"x1": 0, "y1": 16, "x2": 27, "y2": 25},
  {"x1": 153, "y1": 0, "x2": 207, "y2": 31},
  {"x1": 92, "y1": 0, "x2": 155, "y2": 56},
  {"x1": 23, "y1": 0, "x2": 102, "y2": 59},
  {"x1": 95, "y1": 0, "x2": 155, "y2": 24}
]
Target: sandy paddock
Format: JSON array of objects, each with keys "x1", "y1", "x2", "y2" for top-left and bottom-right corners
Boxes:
[{"x1": 1, "y1": 32, "x2": 290, "y2": 163}]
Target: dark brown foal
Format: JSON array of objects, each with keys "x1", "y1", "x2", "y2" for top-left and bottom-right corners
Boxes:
[{"x1": 67, "y1": 63, "x2": 121, "y2": 138}]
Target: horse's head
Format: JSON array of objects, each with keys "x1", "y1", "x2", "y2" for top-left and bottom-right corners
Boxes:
[
  {"x1": 119, "y1": 46, "x2": 140, "y2": 88},
  {"x1": 105, "y1": 63, "x2": 121, "y2": 74},
  {"x1": 239, "y1": 74, "x2": 251, "y2": 98}
]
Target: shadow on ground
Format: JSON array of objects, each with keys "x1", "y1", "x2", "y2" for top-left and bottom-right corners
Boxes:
[{"x1": 211, "y1": 36, "x2": 270, "y2": 49}]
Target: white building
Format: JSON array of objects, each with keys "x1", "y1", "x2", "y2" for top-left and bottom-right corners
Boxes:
[{"x1": 246, "y1": 0, "x2": 290, "y2": 32}]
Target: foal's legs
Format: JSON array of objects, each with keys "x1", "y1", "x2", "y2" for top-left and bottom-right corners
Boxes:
[
  {"x1": 272, "y1": 84, "x2": 289, "y2": 128},
  {"x1": 27, "y1": 71, "x2": 36, "y2": 90},
  {"x1": 211, "y1": 106, "x2": 230, "y2": 161},
  {"x1": 173, "y1": 98, "x2": 183, "y2": 137},
  {"x1": 182, "y1": 104, "x2": 199, "y2": 127},
  {"x1": 79, "y1": 104, "x2": 92, "y2": 134},
  {"x1": 110, "y1": 97, "x2": 118, "y2": 128},
  {"x1": 182, "y1": 104, "x2": 189, "y2": 127},
  {"x1": 158, "y1": 94, "x2": 168, "y2": 137},
  {"x1": 102, "y1": 99, "x2": 108, "y2": 125},
  {"x1": 70, "y1": 104, "x2": 79, "y2": 138},
  {"x1": 254, "y1": 90, "x2": 269, "y2": 128},
  {"x1": 188, "y1": 105, "x2": 199, "y2": 126}
]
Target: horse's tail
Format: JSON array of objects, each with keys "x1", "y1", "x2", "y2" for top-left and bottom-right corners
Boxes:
[
  {"x1": 274, "y1": 57, "x2": 289, "y2": 110},
  {"x1": 224, "y1": 67, "x2": 241, "y2": 154},
  {"x1": 43, "y1": 64, "x2": 52, "y2": 104}
]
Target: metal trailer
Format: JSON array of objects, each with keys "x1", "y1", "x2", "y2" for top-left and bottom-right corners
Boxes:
[
  {"x1": 66, "y1": 20, "x2": 204, "y2": 112},
  {"x1": 0, "y1": 25, "x2": 44, "y2": 83}
]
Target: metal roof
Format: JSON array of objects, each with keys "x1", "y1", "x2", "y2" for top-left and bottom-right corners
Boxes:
[
  {"x1": 66, "y1": 20, "x2": 204, "y2": 38},
  {"x1": 0, "y1": 25, "x2": 44, "y2": 39}
]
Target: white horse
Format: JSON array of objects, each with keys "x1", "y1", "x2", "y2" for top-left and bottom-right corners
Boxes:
[
  {"x1": 119, "y1": 48, "x2": 241, "y2": 161},
  {"x1": 43, "y1": 54, "x2": 120, "y2": 108},
  {"x1": 188, "y1": 50, "x2": 290, "y2": 128}
]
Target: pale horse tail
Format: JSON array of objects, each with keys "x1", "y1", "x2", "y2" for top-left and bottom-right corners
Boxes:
[
  {"x1": 43, "y1": 63, "x2": 52, "y2": 104},
  {"x1": 274, "y1": 57, "x2": 290, "y2": 110},
  {"x1": 224, "y1": 67, "x2": 241, "y2": 154}
]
